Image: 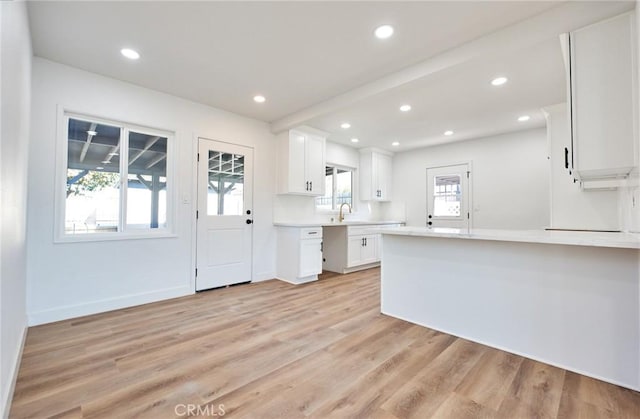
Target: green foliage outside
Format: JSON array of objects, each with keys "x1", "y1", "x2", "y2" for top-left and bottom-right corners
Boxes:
[{"x1": 67, "y1": 170, "x2": 119, "y2": 197}]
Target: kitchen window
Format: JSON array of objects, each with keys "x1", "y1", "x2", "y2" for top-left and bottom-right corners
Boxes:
[
  {"x1": 316, "y1": 165, "x2": 353, "y2": 211},
  {"x1": 58, "y1": 112, "x2": 174, "y2": 240}
]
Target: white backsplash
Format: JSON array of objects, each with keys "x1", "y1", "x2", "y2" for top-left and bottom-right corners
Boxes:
[{"x1": 272, "y1": 194, "x2": 402, "y2": 224}]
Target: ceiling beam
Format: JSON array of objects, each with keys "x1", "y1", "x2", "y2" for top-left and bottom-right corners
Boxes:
[
  {"x1": 269, "y1": 1, "x2": 633, "y2": 134},
  {"x1": 78, "y1": 123, "x2": 97, "y2": 163},
  {"x1": 129, "y1": 136, "x2": 160, "y2": 166},
  {"x1": 146, "y1": 154, "x2": 166, "y2": 170}
]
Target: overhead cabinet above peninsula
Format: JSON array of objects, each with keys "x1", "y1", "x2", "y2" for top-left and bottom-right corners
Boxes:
[
  {"x1": 563, "y1": 12, "x2": 638, "y2": 186},
  {"x1": 276, "y1": 127, "x2": 326, "y2": 196}
]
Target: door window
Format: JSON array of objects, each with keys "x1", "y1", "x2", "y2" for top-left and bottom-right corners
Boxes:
[
  {"x1": 206, "y1": 151, "x2": 245, "y2": 216},
  {"x1": 433, "y1": 174, "x2": 462, "y2": 217}
]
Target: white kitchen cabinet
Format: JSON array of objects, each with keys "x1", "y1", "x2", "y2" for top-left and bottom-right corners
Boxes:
[
  {"x1": 276, "y1": 227, "x2": 323, "y2": 284},
  {"x1": 360, "y1": 148, "x2": 393, "y2": 201},
  {"x1": 323, "y1": 224, "x2": 401, "y2": 274},
  {"x1": 276, "y1": 127, "x2": 326, "y2": 196},
  {"x1": 563, "y1": 12, "x2": 638, "y2": 184},
  {"x1": 543, "y1": 103, "x2": 620, "y2": 232},
  {"x1": 347, "y1": 234, "x2": 378, "y2": 267}
]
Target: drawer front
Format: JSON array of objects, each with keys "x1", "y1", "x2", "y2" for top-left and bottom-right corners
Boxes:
[
  {"x1": 347, "y1": 226, "x2": 371, "y2": 236},
  {"x1": 300, "y1": 227, "x2": 323, "y2": 239}
]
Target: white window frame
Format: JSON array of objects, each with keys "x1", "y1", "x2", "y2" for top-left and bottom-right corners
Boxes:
[
  {"x1": 54, "y1": 109, "x2": 177, "y2": 242},
  {"x1": 315, "y1": 164, "x2": 356, "y2": 212}
]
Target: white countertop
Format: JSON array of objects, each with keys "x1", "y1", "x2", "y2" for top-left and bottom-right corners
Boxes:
[
  {"x1": 370, "y1": 226, "x2": 640, "y2": 249},
  {"x1": 273, "y1": 220, "x2": 404, "y2": 228}
]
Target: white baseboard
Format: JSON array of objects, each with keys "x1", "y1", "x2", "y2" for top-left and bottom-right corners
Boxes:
[
  {"x1": 274, "y1": 275, "x2": 317, "y2": 285},
  {"x1": 28, "y1": 285, "x2": 193, "y2": 326},
  {"x1": 2, "y1": 325, "x2": 27, "y2": 419}
]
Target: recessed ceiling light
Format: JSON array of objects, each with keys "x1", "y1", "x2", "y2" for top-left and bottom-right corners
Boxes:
[
  {"x1": 253, "y1": 95, "x2": 266, "y2": 103},
  {"x1": 341, "y1": 122, "x2": 351, "y2": 129},
  {"x1": 87, "y1": 130, "x2": 97, "y2": 136},
  {"x1": 96, "y1": 167, "x2": 104, "y2": 170},
  {"x1": 101, "y1": 160, "x2": 110, "y2": 164},
  {"x1": 491, "y1": 77, "x2": 508, "y2": 86},
  {"x1": 444, "y1": 130, "x2": 454, "y2": 136},
  {"x1": 518, "y1": 115, "x2": 531, "y2": 122},
  {"x1": 351, "y1": 138, "x2": 359, "y2": 143},
  {"x1": 108, "y1": 152, "x2": 119, "y2": 156},
  {"x1": 120, "y1": 48, "x2": 140, "y2": 60},
  {"x1": 375, "y1": 25, "x2": 394, "y2": 39},
  {"x1": 391, "y1": 141, "x2": 400, "y2": 146},
  {"x1": 399, "y1": 104, "x2": 412, "y2": 112}
]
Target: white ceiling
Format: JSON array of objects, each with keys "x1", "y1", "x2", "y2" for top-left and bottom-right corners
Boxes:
[
  {"x1": 308, "y1": 37, "x2": 566, "y2": 151},
  {"x1": 27, "y1": 1, "x2": 634, "y2": 151}
]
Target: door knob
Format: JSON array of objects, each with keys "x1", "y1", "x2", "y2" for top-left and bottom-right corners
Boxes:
[{"x1": 246, "y1": 219, "x2": 253, "y2": 224}]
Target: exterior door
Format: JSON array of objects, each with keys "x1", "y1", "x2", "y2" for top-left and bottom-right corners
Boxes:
[
  {"x1": 427, "y1": 163, "x2": 471, "y2": 229},
  {"x1": 196, "y1": 139, "x2": 253, "y2": 291}
]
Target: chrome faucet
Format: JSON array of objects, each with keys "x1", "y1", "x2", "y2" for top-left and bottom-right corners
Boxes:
[{"x1": 339, "y1": 203, "x2": 352, "y2": 222}]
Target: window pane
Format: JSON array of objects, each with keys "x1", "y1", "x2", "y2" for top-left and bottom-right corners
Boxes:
[
  {"x1": 207, "y1": 151, "x2": 244, "y2": 216},
  {"x1": 433, "y1": 174, "x2": 461, "y2": 217},
  {"x1": 335, "y1": 168, "x2": 352, "y2": 208},
  {"x1": 65, "y1": 118, "x2": 121, "y2": 234},
  {"x1": 316, "y1": 166, "x2": 333, "y2": 210},
  {"x1": 127, "y1": 132, "x2": 168, "y2": 229}
]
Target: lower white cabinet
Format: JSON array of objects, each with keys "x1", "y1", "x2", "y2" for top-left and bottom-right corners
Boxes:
[
  {"x1": 276, "y1": 227, "x2": 323, "y2": 284},
  {"x1": 323, "y1": 224, "x2": 400, "y2": 274},
  {"x1": 347, "y1": 234, "x2": 378, "y2": 267}
]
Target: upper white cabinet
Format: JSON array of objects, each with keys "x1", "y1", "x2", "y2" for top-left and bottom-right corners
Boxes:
[
  {"x1": 564, "y1": 12, "x2": 638, "y2": 184},
  {"x1": 360, "y1": 148, "x2": 393, "y2": 201},
  {"x1": 276, "y1": 126, "x2": 326, "y2": 196}
]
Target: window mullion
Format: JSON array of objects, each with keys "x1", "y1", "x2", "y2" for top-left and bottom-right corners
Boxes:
[
  {"x1": 332, "y1": 167, "x2": 338, "y2": 210},
  {"x1": 119, "y1": 128, "x2": 129, "y2": 233}
]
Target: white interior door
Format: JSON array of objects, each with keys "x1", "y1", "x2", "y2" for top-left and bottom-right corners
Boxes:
[
  {"x1": 427, "y1": 164, "x2": 470, "y2": 229},
  {"x1": 196, "y1": 139, "x2": 253, "y2": 291}
]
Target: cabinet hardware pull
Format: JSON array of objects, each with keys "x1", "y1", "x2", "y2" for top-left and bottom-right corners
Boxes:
[
  {"x1": 364, "y1": 237, "x2": 367, "y2": 246},
  {"x1": 310, "y1": 181, "x2": 312, "y2": 191},
  {"x1": 362, "y1": 237, "x2": 365, "y2": 246},
  {"x1": 305, "y1": 181, "x2": 309, "y2": 191},
  {"x1": 564, "y1": 147, "x2": 569, "y2": 169}
]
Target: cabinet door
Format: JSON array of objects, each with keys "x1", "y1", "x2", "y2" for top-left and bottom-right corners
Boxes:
[
  {"x1": 305, "y1": 135, "x2": 325, "y2": 195},
  {"x1": 347, "y1": 235, "x2": 363, "y2": 267},
  {"x1": 571, "y1": 13, "x2": 636, "y2": 179},
  {"x1": 299, "y1": 239, "x2": 322, "y2": 277},
  {"x1": 288, "y1": 131, "x2": 308, "y2": 194},
  {"x1": 361, "y1": 235, "x2": 378, "y2": 264},
  {"x1": 375, "y1": 153, "x2": 393, "y2": 201}
]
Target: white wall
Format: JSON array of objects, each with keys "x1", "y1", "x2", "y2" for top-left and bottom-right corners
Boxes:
[
  {"x1": 0, "y1": 1, "x2": 31, "y2": 416},
  {"x1": 273, "y1": 141, "x2": 388, "y2": 223},
  {"x1": 392, "y1": 129, "x2": 549, "y2": 229},
  {"x1": 27, "y1": 58, "x2": 277, "y2": 325}
]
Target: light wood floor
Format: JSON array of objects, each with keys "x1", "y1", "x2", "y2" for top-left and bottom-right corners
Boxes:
[{"x1": 10, "y1": 268, "x2": 640, "y2": 418}]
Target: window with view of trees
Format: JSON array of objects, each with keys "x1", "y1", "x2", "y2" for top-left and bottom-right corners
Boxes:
[
  {"x1": 316, "y1": 166, "x2": 353, "y2": 211},
  {"x1": 62, "y1": 114, "x2": 172, "y2": 237}
]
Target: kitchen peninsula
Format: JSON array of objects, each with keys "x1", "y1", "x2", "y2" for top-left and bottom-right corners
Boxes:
[{"x1": 374, "y1": 226, "x2": 640, "y2": 391}]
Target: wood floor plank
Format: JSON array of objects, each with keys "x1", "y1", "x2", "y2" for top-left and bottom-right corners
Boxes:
[
  {"x1": 500, "y1": 358, "x2": 566, "y2": 418},
  {"x1": 380, "y1": 338, "x2": 488, "y2": 418},
  {"x1": 10, "y1": 267, "x2": 640, "y2": 419},
  {"x1": 454, "y1": 347, "x2": 524, "y2": 410}
]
